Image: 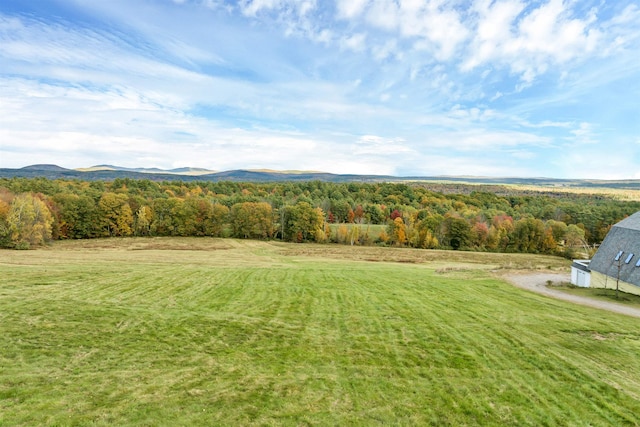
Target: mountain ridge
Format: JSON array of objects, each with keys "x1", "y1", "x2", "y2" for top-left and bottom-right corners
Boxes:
[
  {"x1": 76, "y1": 165, "x2": 217, "y2": 175},
  {"x1": 2, "y1": 164, "x2": 640, "y2": 189}
]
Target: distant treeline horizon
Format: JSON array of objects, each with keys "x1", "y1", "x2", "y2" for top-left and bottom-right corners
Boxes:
[
  {"x1": 3, "y1": 164, "x2": 640, "y2": 189},
  {"x1": 1, "y1": 177, "x2": 639, "y2": 254}
]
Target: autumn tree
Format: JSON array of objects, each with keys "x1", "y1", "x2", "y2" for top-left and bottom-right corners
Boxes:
[
  {"x1": 348, "y1": 224, "x2": 360, "y2": 245},
  {"x1": 545, "y1": 220, "x2": 568, "y2": 245},
  {"x1": 0, "y1": 196, "x2": 11, "y2": 247},
  {"x1": 179, "y1": 199, "x2": 229, "y2": 237},
  {"x1": 206, "y1": 203, "x2": 230, "y2": 237},
  {"x1": 347, "y1": 208, "x2": 355, "y2": 224},
  {"x1": 134, "y1": 205, "x2": 153, "y2": 236},
  {"x1": 487, "y1": 214, "x2": 514, "y2": 251},
  {"x1": 387, "y1": 217, "x2": 407, "y2": 246},
  {"x1": 151, "y1": 198, "x2": 181, "y2": 236},
  {"x1": 98, "y1": 192, "x2": 133, "y2": 237},
  {"x1": 353, "y1": 204, "x2": 365, "y2": 224},
  {"x1": 6, "y1": 193, "x2": 53, "y2": 248},
  {"x1": 471, "y1": 221, "x2": 490, "y2": 249},
  {"x1": 413, "y1": 225, "x2": 439, "y2": 249},
  {"x1": 512, "y1": 217, "x2": 546, "y2": 253},
  {"x1": 282, "y1": 202, "x2": 324, "y2": 242},
  {"x1": 335, "y1": 224, "x2": 349, "y2": 244},
  {"x1": 231, "y1": 202, "x2": 274, "y2": 239},
  {"x1": 563, "y1": 224, "x2": 587, "y2": 258}
]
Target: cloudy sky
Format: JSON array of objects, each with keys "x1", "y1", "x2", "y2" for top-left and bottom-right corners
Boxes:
[{"x1": 1, "y1": 0, "x2": 639, "y2": 178}]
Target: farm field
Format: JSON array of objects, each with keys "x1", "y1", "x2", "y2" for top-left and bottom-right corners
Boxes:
[{"x1": 2, "y1": 238, "x2": 640, "y2": 425}]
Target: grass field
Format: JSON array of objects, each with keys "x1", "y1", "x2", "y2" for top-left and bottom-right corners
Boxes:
[
  {"x1": 553, "y1": 284, "x2": 640, "y2": 308},
  {"x1": 2, "y1": 238, "x2": 640, "y2": 425},
  {"x1": 327, "y1": 223, "x2": 387, "y2": 243}
]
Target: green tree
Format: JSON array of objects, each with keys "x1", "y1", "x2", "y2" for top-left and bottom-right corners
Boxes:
[
  {"x1": 563, "y1": 224, "x2": 587, "y2": 258},
  {"x1": 54, "y1": 194, "x2": 100, "y2": 239},
  {"x1": 512, "y1": 217, "x2": 546, "y2": 253},
  {"x1": 443, "y1": 216, "x2": 472, "y2": 250},
  {"x1": 151, "y1": 198, "x2": 181, "y2": 236},
  {"x1": 364, "y1": 204, "x2": 385, "y2": 224},
  {"x1": 283, "y1": 202, "x2": 324, "y2": 242},
  {"x1": 330, "y1": 200, "x2": 351, "y2": 223},
  {"x1": 545, "y1": 220, "x2": 568, "y2": 244}
]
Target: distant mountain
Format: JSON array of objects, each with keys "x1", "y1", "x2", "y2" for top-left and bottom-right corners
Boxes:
[
  {"x1": 2, "y1": 164, "x2": 640, "y2": 189},
  {"x1": 167, "y1": 167, "x2": 214, "y2": 175},
  {"x1": 21, "y1": 164, "x2": 71, "y2": 172},
  {"x1": 0, "y1": 164, "x2": 377, "y2": 182},
  {"x1": 77, "y1": 165, "x2": 216, "y2": 175}
]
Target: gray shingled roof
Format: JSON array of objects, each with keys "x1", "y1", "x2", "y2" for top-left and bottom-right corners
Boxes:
[{"x1": 589, "y1": 212, "x2": 640, "y2": 287}]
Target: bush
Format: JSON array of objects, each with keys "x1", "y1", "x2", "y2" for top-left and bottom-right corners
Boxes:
[{"x1": 14, "y1": 241, "x2": 31, "y2": 250}]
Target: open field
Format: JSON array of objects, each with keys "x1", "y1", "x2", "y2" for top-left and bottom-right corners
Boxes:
[
  {"x1": 327, "y1": 223, "x2": 387, "y2": 242},
  {"x1": 2, "y1": 238, "x2": 640, "y2": 425}
]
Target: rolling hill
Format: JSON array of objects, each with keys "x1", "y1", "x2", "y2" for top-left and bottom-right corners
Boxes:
[{"x1": 2, "y1": 164, "x2": 640, "y2": 189}]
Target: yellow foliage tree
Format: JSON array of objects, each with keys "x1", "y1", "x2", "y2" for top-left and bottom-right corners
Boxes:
[
  {"x1": 389, "y1": 217, "x2": 407, "y2": 246},
  {"x1": 7, "y1": 193, "x2": 53, "y2": 248}
]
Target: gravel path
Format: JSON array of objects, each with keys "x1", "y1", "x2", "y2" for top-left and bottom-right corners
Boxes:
[{"x1": 503, "y1": 272, "x2": 640, "y2": 318}]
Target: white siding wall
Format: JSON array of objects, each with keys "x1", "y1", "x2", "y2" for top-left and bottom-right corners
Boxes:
[{"x1": 571, "y1": 266, "x2": 591, "y2": 287}]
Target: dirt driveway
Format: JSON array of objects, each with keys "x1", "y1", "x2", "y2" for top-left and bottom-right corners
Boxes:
[{"x1": 503, "y1": 272, "x2": 640, "y2": 318}]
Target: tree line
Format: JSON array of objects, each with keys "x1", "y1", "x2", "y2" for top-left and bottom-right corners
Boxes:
[{"x1": 1, "y1": 177, "x2": 639, "y2": 256}]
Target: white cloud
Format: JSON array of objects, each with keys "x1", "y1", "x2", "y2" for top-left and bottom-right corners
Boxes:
[
  {"x1": 365, "y1": 0, "x2": 400, "y2": 31},
  {"x1": 348, "y1": 0, "x2": 469, "y2": 61},
  {"x1": 335, "y1": 0, "x2": 369, "y2": 19},
  {"x1": 355, "y1": 134, "x2": 410, "y2": 154},
  {"x1": 558, "y1": 146, "x2": 638, "y2": 180},
  {"x1": 448, "y1": 105, "x2": 497, "y2": 122},
  {"x1": 339, "y1": 33, "x2": 367, "y2": 51},
  {"x1": 463, "y1": 0, "x2": 526, "y2": 70},
  {"x1": 240, "y1": 0, "x2": 281, "y2": 16},
  {"x1": 1, "y1": 1, "x2": 639, "y2": 178},
  {"x1": 239, "y1": 0, "x2": 317, "y2": 19},
  {"x1": 464, "y1": 0, "x2": 602, "y2": 83},
  {"x1": 568, "y1": 122, "x2": 597, "y2": 145},
  {"x1": 424, "y1": 128, "x2": 551, "y2": 151},
  {"x1": 407, "y1": 5, "x2": 470, "y2": 61}
]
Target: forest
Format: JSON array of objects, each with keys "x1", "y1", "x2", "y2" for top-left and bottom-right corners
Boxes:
[{"x1": 1, "y1": 177, "x2": 639, "y2": 256}]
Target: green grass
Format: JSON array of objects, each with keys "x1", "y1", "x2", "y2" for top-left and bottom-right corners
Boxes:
[
  {"x1": 2, "y1": 238, "x2": 640, "y2": 426},
  {"x1": 552, "y1": 283, "x2": 640, "y2": 308},
  {"x1": 328, "y1": 223, "x2": 387, "y2": 242}
]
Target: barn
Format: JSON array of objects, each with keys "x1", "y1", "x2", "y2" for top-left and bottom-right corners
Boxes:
[{"x1": 577, "y1": 211, "x2": 640, "y2": 296}]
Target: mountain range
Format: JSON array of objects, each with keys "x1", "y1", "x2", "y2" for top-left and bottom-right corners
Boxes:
[{"x1": 2, "y1": 164, "x2": 640, "y2": 189}]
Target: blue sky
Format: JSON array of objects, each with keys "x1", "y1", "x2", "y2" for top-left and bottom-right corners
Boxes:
[{"x1": 1, "y1": 0, "x2": 639, "y2": 178}]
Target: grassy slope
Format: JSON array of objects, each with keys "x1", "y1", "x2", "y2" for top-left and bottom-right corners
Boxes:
[
  {"x1": 2, "y1": 239, "x2": 640, "y2": 426},
  {"x1": 554, "y1": 285, "x2": 640, "y2": 308}
]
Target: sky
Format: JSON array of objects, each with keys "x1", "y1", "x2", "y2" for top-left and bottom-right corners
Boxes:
[{"x1": 1, "y1": 0, "x2": 639, "y2": 178}]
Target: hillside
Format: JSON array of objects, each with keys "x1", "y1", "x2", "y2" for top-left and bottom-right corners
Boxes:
[
  {"x1": 3, "y1": 164, "x2": 640, "y2": 189},
  {"x1": 3, "y1": 239, "x2": 640, "y2": 425}
]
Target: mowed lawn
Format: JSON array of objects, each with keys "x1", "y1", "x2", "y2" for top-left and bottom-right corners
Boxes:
[{"x1": 2, "y1": 239, "x2": 640, "y2": 426}]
